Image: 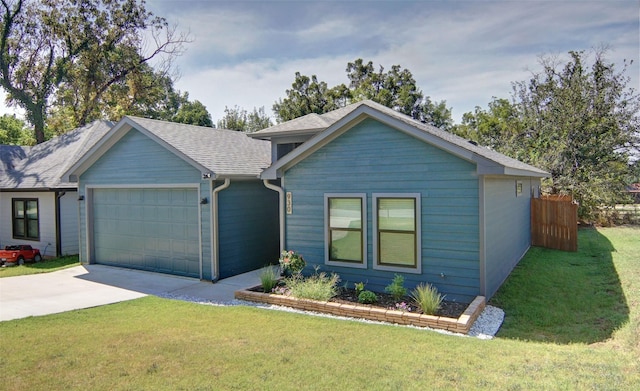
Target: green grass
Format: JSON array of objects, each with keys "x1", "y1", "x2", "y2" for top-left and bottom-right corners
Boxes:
[
  {"x1": 0, "y1": 228, "x2": 638, "y2": 390},
  {"x1": 491, "y1": 227, "x2": 638, "y2": 347},
  {"x1": 0, "y1": 255, "x2": 79, "y2": 278}
]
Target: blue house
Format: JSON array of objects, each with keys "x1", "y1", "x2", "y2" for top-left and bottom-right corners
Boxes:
[
  {"x1": 62, "y1": 116, "x2": 279, "y2": 281},
  {"x1": 252, "y1": 100, "x2": 549, "y2": 302}
]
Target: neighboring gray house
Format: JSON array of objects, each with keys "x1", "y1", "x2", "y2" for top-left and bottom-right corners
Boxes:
[
  {"x1": 1, "y1": 121, "x2": 112, "y2": 257},
  {"x1": 62, "y1": 116, "x2": 279, "y2": 280},
  {"x1": 251, "y1": 100, "x2": 549, "y2": 302}
]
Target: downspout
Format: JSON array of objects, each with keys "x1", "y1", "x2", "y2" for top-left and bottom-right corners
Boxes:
[
  {"x1": 54, "y1": 191, "x2": 66, "y2": 257},
  {"x1": 263, "y1": 179, "x2": 285, "y2": 253},
  {"x1": 211, "y1": 178, "x2": 231, "y2": 282}
]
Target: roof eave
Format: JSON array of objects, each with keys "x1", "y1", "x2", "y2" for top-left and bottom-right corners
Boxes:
[{"x1": 248, "y1": 127, "x2": 325, "y2": 140}]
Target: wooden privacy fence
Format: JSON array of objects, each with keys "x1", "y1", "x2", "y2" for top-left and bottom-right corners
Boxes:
[{"x1": 531, "y1": 195, "x2": 578, "y2": 252}]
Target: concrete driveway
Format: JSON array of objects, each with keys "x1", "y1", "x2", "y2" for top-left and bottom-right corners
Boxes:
[{"x1": 0, "y1": 265, "x2": 263, "y2": 321}]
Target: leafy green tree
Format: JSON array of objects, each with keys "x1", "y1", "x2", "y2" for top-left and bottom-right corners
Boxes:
[
  {"x1": 514, "y1": 49, "x2": 639, "y2": 218},
  {"x1": 454, "y1": 98, "x2": 520, "y2": 153},
  {"x1": 173, "y1": 98, "x2": 213, "y2": 127},
  {"x1": 273, "y1": 59, "x2": 453, "y2": 130},
  {"x1": 461, "y1": 49, "x2": 639, "y2": 220},
  {"x1": 273, "y1": 72, "x2": 350, "y2": 122},
  {"x1": 0, "y1": 0, "x2": 189, "y2": 143},
  {"x1": 217, "y1": 105, "x2": 272, "y2": 132},
  {"x1": 0, "y1": 114, "x2": 34, "y2": 145}
]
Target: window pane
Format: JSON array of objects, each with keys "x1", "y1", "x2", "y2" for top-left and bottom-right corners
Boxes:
[
  {"x1": 13, "y1": 219, "x2": 25, "y2": 237},
  {"x1": 329, "y1": 198, "x2": 361, "y2": 229},
  {"x1": 26, "y1": 200, "x2": 38, "y2": 219},
  {"x1": 330, "y1": 230, "x2": 362, "y2": 262},
  {"x1": 13, "y1": 200, "x2": 24, "y2": 218},
  {"x1": 27, "y1": 220, "x2": 39, "y2": 239},
  {"x1": 379, "y1": 232, "x2": 415, "y2": 266},
  {"x1": 378, "y1": 198, "x2": 415, "y2": 231}
]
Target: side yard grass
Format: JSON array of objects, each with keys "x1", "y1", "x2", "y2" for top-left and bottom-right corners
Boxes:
[
  {"x1": 0, "y1": 228, "x2": 638, "y2": 390},
  {"x1": 0, "y1": 255, "x2": 79, "y2": 278},
  {"x1": 491, "y1": 226, "x2": 638, "y2": 348}
]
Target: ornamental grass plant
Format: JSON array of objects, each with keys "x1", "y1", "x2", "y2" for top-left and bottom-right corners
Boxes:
[
  {"x1": 259, "y1": 266, "x2": 279, "y2": 293},
  {"x1": 284, "y1": 271, "x2": 339, "y2": 301},
  {"x1": 411, "y1": 283, "x2": 444, "y2": 315}
]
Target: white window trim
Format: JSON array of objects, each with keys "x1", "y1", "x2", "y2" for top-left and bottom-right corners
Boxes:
[
  {"x1": 324, "y1": 193, "x2": 367, "y2": 269},
  {"x1": 372, "y1": 193, "x2": 422, "y2": 274}
]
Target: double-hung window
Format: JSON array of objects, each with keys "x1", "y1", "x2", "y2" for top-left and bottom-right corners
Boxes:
[
  {"x1": 373, "y1": 194, "x2": 421, "y2": 273},
  {"x1": 325, "y1": 194, "x2": 366, "y2": 268},
  {"x1": 12, "y1": 198, "x2": 39, "y2": 240}
]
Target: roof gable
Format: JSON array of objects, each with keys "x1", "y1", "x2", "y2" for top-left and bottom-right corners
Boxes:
[
  {"x1": 260, "y1": 100, "x2": 549, "y2": 179},
  {"x1": 63, "y1": 116, "x2": 271, "y2": 182}
]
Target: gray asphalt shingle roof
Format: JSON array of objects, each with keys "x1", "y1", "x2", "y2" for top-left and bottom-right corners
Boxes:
[
  {"x1": 256, "y1": 100, "x2": 548, "y2": 177},
  {"x1": 124, "y1": 116, "x2": 271, "y2": 177},
  {"x1": 1, "y1": 120, "x2": 113, "y2": 189}
]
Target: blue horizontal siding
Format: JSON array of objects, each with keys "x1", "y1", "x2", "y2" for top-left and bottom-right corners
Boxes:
[
  {"x1": 217, "y1": 180, "x2": 279, "y2": 279},
  {"x1": 284, "y1": 118, "x2": 480, "y2": 302},
  {"x1": 81, "y1": 130, "x2": 202, "y2": 185}
]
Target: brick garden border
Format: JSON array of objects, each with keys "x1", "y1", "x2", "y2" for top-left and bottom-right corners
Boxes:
[{"x1": 235, "y1": 288, "x2": 486, "y2": 334}]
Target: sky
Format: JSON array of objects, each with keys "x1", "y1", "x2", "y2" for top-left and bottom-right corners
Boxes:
[{"x1": 1, "y1": 0, "x2": 639, "y2": 124}]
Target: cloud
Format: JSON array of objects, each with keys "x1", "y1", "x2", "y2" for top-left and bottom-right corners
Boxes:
[{"x1": 2, "y1": 0, "x2": 638, "y2": 125}]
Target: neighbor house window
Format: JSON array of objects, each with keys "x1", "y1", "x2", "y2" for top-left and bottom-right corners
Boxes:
[
  {"x1": 325, "y1": 194, "x2": 366, "y2": 268},
  {"x1": 12, "y1": 198, "x2": 39, "y2": 240},
  {"x1": 373, "y1": 194, "x2": 421, "y2": 273}
]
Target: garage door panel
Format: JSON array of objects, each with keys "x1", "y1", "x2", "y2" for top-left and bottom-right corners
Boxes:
[{"x1": 93, "y1": 188, "x2": 200, "y2": 278}]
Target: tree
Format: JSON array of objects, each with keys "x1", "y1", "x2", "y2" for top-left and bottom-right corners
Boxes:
[
  {"x1": 272, "y1": 72, "x2": 350, "y2": 122},
  {"x1": 0, "y1": 114, "x2": 33, "y2": 144},
  {"x1": 217, "y1": 105, "x2": 272, "y2": 132},
  {"x1": 454, "y1": 98, "x2": 520, "y2": 153},
  {"x1": 0, "y1": 0, "x2": 189, "y2": 143},
  {"x1": 273, "y1": 59, "x2": 453, "y2": 130},
  {"x1": 461, "y1": 49, "x2": 639, "y2": 220},
  {"x1": 173, "y1": 98, "x2": 213, "y2": 127}
]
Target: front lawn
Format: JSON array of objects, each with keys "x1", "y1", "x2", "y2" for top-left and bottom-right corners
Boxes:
[
  {"x1": 0, "y1": 255, "x2": 79, "y2": 278},
  {"x1": 0, "y1": 228, "x2": 638, "y2": 390}
]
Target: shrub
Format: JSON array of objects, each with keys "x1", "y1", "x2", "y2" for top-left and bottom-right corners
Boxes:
[
  {"x1": 384, "y1": 274, "x2": 407, "y2": 300},
  {"x1": 411, "y1": 283, "x2": 445, "y2": 315},
  {"x1": 358, "y1": 290, "x2": 378, "y2": 304},
  {"x1": 259, "y1": 266, "x2": 279, "y2": 293},
  {"x1": 278, "y1": 250, "x2": 306, "y2": 275},
  {"x1": 354, "y1": 282, "x2": 365, "y2": 296},
  {"x1": 285, "y1": 271, "x2": 339, "y2": 301}
]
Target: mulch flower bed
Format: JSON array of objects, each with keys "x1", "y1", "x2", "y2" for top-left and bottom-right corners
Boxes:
[
  {"x1": 331, "y1": 288, "x2": 468, "y2": 318},
  {"x1": 247, "y1": 286, "x2": 467, "y2": 318}
]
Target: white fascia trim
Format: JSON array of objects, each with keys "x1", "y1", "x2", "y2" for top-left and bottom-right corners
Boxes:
[{"x1": 324, "y1": 193, "x2": 368, "y2": 270}]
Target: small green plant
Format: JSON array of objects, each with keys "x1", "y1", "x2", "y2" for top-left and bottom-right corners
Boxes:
[
  {"x1": 259, "y1": 266, "x2": 279, "y2": 293},
  {"x1": 410, "y1": 283, "x2": 445, "y2": 315},
  {"x1": 278, "y1": 250, "x2": 306, "y2": 275},
  {"x1": 384, "y1": 274, "x2": 407, "y2": 300},
  {"x1": 285, "y1": 271, "x2": 340, "y2": 301},
  {"x1": 354, "y1": 281, "x2": 365, "y2": 296},
  {"x1": 358, "y1": 290, "x2": 378, "y2": 304}
]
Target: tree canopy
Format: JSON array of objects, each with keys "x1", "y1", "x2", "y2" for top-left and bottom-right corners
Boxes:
[
  {"x1": 273, "y1": 59, "x2": 453, "y2": 130},
  {"x1": 0, "y1": 0, "x2": 190, "y2": 143},
  {"x1": 456, "y1": 49, "x2": 640, "y2": 220},
  {"x1": 217, "y1": 105, "x2": 272, "y2": 132},
  {"x1": 0, "y1": 113, "x2": 33, "y2": 144}
]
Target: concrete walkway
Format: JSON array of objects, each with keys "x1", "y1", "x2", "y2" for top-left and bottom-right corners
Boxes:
[{"x1": 0, "y1": 265, "x2": 263, "y2": 321}]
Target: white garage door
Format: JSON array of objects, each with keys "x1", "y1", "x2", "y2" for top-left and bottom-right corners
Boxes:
[{"x1": 92, "y1": 188, "x2": 200, "y2": 278}]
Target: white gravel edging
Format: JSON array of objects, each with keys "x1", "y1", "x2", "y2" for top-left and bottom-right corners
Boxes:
[{"x1": 158, "y1": 293, "x2": 505, "y2": 339}]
